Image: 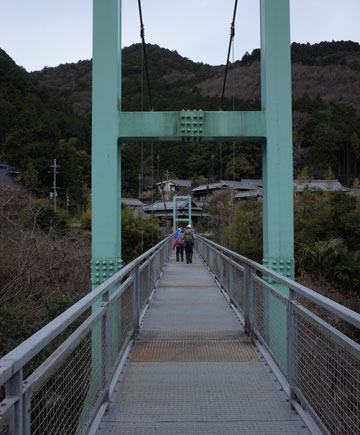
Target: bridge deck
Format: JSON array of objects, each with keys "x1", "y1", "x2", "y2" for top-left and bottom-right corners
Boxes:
[{"x1": 97, "y1": 252, "x2": 310, "y2": 435}]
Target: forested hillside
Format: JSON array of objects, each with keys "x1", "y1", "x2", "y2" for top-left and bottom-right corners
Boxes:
[
  {"x1": 1, "y1": 41, "x2": 360, "y2": 199},
  {"x1": 1, "y1": 41, "x2": 360, "y2": 354}
]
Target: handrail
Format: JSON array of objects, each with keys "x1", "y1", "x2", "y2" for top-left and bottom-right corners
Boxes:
[
  {"x1": 196, "y1": 235, "x2": 360, "y2": 435},
  {"x1": 0, "y1": 234, "x2": 173, "y2": 434},
  {"x1": 197, "y1": 235, "x2": 360, "y2": 328},
  {"x1": 0, "y1": 235, "x2": 171, "y2": 386}
]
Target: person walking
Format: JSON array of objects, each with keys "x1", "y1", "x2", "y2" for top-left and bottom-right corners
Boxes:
[
  {"x1": 173, "y1": 230, "x2": 185, "y2": 262},
  {"x1": 183, "y1": 224, "x2": 195, "y2": 264}
]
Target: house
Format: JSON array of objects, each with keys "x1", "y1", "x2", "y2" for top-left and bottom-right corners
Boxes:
[
  {"x1": 192, "y1": 180, "x2": 262, "y2": 201},
  {"x1": 192, "y1": 178, "x2": 350, "y2": 203},
  {"x1": 156, "y1": 179, "x2": 192, "y2": 199},
  {"x1": 143, "y1": 199, "x2": 207, "y2": 228},
  {"x1": 0, "y1": 162, "x2": 20, "y2": 186},
  {"x1": 121, "y1": 198, "x2": 144, "y2": 217},
  {"x1": 294, "y1": 180, "x2": 350, "y2": 193}
]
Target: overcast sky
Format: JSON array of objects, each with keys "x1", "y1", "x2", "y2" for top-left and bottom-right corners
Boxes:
[{"x1": 1, "y1": 0, "x2": 359, "y2": 72}]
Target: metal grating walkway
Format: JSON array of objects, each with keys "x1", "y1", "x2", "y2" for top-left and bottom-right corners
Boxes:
[{"x1": 97, "y1": 252, "x2": 310, "y2": 435}]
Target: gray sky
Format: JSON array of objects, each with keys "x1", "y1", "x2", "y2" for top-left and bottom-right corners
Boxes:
[{"x1": 1, "y1": 0, "x2": 359, "y2": 72}]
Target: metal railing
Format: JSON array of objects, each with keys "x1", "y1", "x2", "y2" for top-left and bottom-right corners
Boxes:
[
  {"x1": 0, "y1": 235, "x2": 172, "y2": 435},
  {"x1": 197, "y1": 235, "x2": 360, "y2": 435}
]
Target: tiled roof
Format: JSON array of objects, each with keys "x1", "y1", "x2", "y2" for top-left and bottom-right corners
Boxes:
[
  {"x1": 122, "y1": 198, "x2": 144, "y2": 207},
  {"x1": 294, "y1": 180, "x2": 350, "y2": 192},
  {"x1": 234, "y1": 191, "x2": 261, "y2": 199},
  {"x1": 192, "y1": 179, "x2": 262, "y2": 192},
  {"x1": 157, "y1": 179, "x2": 192, "y2": 187},
  {"x1": 144, "y1": 199, "x2": 203, "y2": 212}
]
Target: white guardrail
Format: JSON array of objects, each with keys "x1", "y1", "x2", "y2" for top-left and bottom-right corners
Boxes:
[
  {"x1": 0, "y1": 236, "x2": 172, "y2": 435},
  {"x1": 196, "y1": 235, "x2": 360, "y2": 435}
]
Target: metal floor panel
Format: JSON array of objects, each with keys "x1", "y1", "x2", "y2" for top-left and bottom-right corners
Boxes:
[
  {"x1": 98, "y1": 421, "x2": 309, "y2": 435},
  {"x1": 139, "y1": 286, "x2": 242, "y2": 336},
  {"x1": 103, "y1": 362, "x2": 303, "y2": 423},
  {"x1": 130, "y1": 339, "x2": 260, "y2": 362},
  {"x1": 97, "y1": 253, "x2": 310, "y2": 435}
]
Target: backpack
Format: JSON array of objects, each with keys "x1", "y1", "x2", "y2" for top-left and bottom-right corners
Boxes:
[
  {"x1": 177, "y1": 235, "x2": 185, "y2": 246},
  {"x1": 184, "y1": 230, "x2": 193, "y2": 243}
]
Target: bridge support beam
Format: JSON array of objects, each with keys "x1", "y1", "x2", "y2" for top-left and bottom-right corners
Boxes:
[
  {"x1": 85, "y1": 2, "x2": 122, "y2": 430},
  {"x1": 92, "y1": 0, "x2": 122, "y2": 286},
  {"x1": 90, "y1": 0, "x2": 295, "y2": 378},
  {"x1": 173, "y1": 195, "x2": 192, "y2": 234},
  {"x1": 260, "y1": 0, "x2": 294, "y2": 368}
]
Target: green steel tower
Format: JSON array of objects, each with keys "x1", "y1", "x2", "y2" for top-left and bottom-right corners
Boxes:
[{"x1": 92, "y1": 0, "x2": 294, "y2": 290}]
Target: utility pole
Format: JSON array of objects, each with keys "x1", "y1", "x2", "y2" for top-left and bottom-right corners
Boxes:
[
  {"x1": 49, "y1": 159, "x2": 60, "y2": 212},
  {"x1": 138, "y1": 173, "x2": 141, "y2": 200},
  {"x1": 164, "y1": 168, "x2": 170, "y2": 200},
  {"x1": 66, "y1": 188, "x2": 70, "y2": 212}
]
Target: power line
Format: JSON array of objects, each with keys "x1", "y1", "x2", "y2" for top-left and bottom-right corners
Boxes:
[{"x1": 220, "y1": 0, "x2": 238, "y2": 110}]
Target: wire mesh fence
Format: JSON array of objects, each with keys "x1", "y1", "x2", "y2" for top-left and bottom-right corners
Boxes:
[
  {"x1": 140, "y1": 262, "x2": 150, "y2": 309},
  {"x1": 0, "y1": 414, "x2": 10, "y2": 435},
  {"x1": 0, "y1": 235, "x2": 172, "y2": 435},
  {"x1": 231, "y1": 263, "x2": 244, "y2": 313},
  {"x1": 254, "y1": 280, "x2": 288, "y2": 373},
  {"x1": 294, "y1": 306, "x2": 360, "y2": 435},
  {"x1": 112, "y1": 281, "x2": 134, "y2": 367},
  {"x1": 30, "y1": 314, "x2": 106, "y2": 435},
  {"x1": 196, "y1": 235, "x2": 360, "y2": 434}
]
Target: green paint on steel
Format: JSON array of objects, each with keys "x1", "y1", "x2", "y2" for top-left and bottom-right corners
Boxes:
[
  {"x1": 260, "y1": 0, "x2": 294, "y2": 369},
  {"x1": 173, "y1": 195, "x2": 192, "y2": 233},
  {"x1": 118, "y1": 111, "x2": 266, "y2": 142},
  {"x1": 88, "y1": 2, "x2": 122, "y2": 430},
  {"x1": 92, "y1": 0, "x2": 122, "y2": 288},
  {"x1": 91, "y1": 0, "x2": 294, "y2": 372}
]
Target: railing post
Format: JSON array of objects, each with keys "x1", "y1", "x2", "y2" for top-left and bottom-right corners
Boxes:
[
  {"x1": 244, "y1": 264, "x2": 255, "y2": 338},
  {"x1": 228, "y1": 254, "x2": 233, "y2": 300},
  {"x1": 6, "y1": 369, "x2": 23, "y2": 435},
  {"x1": 287, "y1": 289, "x2": 297, "y2": 405},
  {"x1": 102, "y1": 290, "x2": 111, "y2": 404},
  {"x1": 23, "y1": 388, "x2": 31, "y2": 435},
  {"x1": 133, "y1": 263, "x2": 140, "y2": 331},
  {"x1": 157, "y1": 248, "x2": 161, "y2": 277}
]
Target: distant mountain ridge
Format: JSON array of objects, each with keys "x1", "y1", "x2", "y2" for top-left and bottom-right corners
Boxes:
[
  {"x1": 0, "y1": 41, "x2": 360, "y2": 198},
  {"x1": 30, "y1": 40, "x2": 360, "y2": 116}
]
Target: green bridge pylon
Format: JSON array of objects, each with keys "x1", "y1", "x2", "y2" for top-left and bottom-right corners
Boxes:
[
  {"x1": 91, "y1": 0, "x2": 294, "y2": 366},
  {"x1": 173, "y1": 195, "x2": 192, "y2": 234},
  {"x1": 92, "y1": 0, "x2": 294, "y2": 285}
]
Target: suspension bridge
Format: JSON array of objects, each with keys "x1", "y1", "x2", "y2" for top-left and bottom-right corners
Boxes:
[{"x1": 0, "y1": 0, "x2": 359, "y2": 434}]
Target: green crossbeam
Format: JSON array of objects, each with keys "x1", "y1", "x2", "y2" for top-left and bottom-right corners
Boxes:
[{"x1": 118, "y1": 110, "x2": 266, "y2": 142}]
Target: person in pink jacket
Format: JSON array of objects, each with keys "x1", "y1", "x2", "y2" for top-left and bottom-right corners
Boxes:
[{"x1": 173, "y1": 230, "x2": 185, "y2": 262}]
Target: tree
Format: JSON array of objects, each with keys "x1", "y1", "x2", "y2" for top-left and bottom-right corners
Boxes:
[
  {"x1": 22, "y1": 161, "x2": 39, "y2": 189},
  {"x1": 121, "y1": 206, "x2": 161, "y2": 264}
]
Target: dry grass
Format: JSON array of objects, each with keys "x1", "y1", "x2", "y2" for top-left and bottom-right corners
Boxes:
[
  {"x1": 298, "y1": 275, "x2": 360, "y2": 343},
  {"x1": 0, "y1": 186, "x2": 91, "y2": 355}
]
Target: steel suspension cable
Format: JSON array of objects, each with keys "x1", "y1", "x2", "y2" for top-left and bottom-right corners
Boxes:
[
  {"x1": 220, "y1": 142, "x2": 223, "y2": 244},
  {"x1": 157, "y1": 153, "x2": 169, "y2": 229},
  {"x1": 232, "y1": 39, "x2": 236, "y2": 251},
  {"x1": 137, "y1": 0, "x2": 153, "y2": 111},
  {"x1": 140, "y1": 42, "x2": 144, "y2": 253},
  {"x1": 220, "y1": 0, "x2": 238, "y2": 110},
  {"x1": 151, "y1": 141, "x2": 155, "y2": 245}
]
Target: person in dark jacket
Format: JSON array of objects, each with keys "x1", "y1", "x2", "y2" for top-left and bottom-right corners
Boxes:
[{"x1": 183, "y1": 225, "x2": 195, "y2": 264}]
